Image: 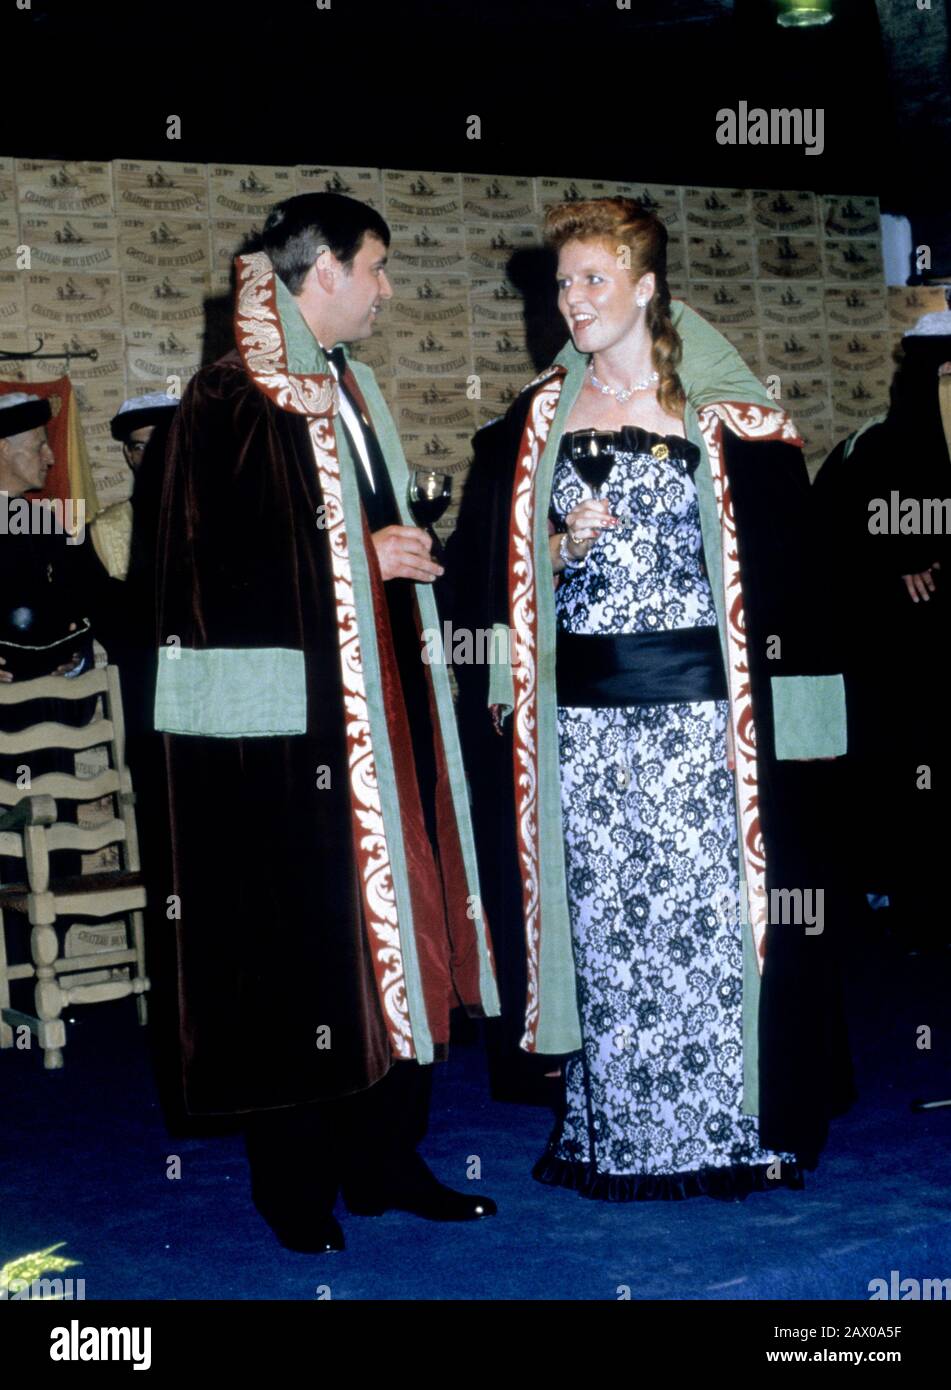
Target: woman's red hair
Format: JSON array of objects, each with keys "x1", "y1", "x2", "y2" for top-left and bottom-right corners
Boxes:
[{"x1": 544, "y1": 197, "x2": 685, "y2": 417}]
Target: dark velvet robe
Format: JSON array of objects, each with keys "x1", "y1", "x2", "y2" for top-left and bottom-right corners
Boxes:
[{"x1": 155, "y1": 330, "x2": 495, "y2": 1115}]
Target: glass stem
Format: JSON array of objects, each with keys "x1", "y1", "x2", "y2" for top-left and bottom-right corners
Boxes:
[{"x1": 426, "y1": 525, "x2": 445, "y2": 564}]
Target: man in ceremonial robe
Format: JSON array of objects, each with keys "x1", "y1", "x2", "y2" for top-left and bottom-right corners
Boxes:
[{"x1": 154, "y1": 194, "x2": 499, "y2": 1253}]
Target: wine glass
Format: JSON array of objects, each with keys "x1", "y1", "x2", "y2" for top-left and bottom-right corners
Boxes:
[
  {"x1": 408, "y1": 469, "x2": 453, "y2": 561},
  {"x1": 569, "y1": 430, "x2": 620, "y2": 542},
  {"x1": 570, "y1": 430, "x2": 616, "y2": 499}
]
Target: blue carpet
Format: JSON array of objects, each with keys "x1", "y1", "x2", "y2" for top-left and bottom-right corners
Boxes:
[{"x1": 2, "y1": 927, "x2": 949, "y2": 1301}]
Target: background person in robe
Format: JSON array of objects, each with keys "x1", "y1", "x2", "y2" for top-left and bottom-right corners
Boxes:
[
  {"x1": 105, "y1": 395, "x2": 183, "y2": 1113},
  {"x1": 153, "y1": 193, "x2": 498, "y2": 1254},
  {"x1": 814, "y1": 311, "x2": 951, "y2": 952},
  {"x1": 451, "y1": 198, "x2": 854, "y2": 1200},
  {"x1": 110, "y1": 391, "x2": 180, "y2": 479},
  {"x1": 0, "y1": 392, "x2": 93, "y2": 686},
  {"x1": 106, "y1": 393, "x2": 180, "y2": 782},
  {"x1": 0, "y1": 391, "x2": 115, "y2": 892}
]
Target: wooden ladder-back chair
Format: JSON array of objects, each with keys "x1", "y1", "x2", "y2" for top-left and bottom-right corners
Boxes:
[{"x1": 0, "y1": 664, "x2": 149, "y2": 1069}]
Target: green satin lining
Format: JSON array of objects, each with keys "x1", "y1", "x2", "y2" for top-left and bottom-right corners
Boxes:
[
  {"x1": 771, "y1": 674, "x2": 848, "y2": 760},
  {"x1": 154, "y1": 646, "x2": 306, "y2": 738}
]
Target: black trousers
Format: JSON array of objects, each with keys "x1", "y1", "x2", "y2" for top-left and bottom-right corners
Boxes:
[{"x1": 244, "y1": 1060, "x2": 434, "y2": 1221}]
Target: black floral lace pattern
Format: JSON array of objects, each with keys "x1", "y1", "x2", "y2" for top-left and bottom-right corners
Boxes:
[
  {"x1": 544, "y1": 430, "x2": 797, "y2": 1200},
  {"x1": 553, "y1": 427, "x2": 714, "y2": 638}
]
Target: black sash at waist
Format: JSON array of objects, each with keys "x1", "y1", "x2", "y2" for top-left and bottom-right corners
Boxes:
[{"x1": 556, "y1": 626, "x2": 728, "y2": 707}]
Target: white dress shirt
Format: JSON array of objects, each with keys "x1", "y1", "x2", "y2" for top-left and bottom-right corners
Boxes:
[{"x1": 322, "y1": 345, "x2": 376, "y2": 493}]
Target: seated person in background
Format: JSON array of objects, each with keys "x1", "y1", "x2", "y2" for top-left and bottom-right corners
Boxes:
[
  {"x1": 0, "y1": 391, "x2": 115, "y2": 882},
  {"x1": 0, "y1": 391, "x2": 102, "y2": 684}
]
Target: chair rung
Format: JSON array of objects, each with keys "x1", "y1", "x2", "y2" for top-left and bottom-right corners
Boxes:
[
  {"x1": 0, "y1": 667, "x2": 108, "y2": 705},
  {"x1": 0, "y1": 718, "x2": 115, "y2": 756},
  {"x1": 1, "y1": 818, "x2": 127, "y2": 856},
  {"x1": 3, "y1": 963, "x2": 35, "y2": 981},
  {"x1": 54, "y1": 948, "x2": 136, "y2": 972},
  {"x1": 0, "y1": 768, "x2": 120, "y2": 803},
  {"x1": 60, "y1": 976, "x2": 149, "y2": 1007},
  {"x1": 54, "y1": 887, "x2": 146, "y2": 917},
  {"x1": 0, "y1": 868, "x2": 143, "y2": 913},
  {"x1": 46, "y1": 819, "x2": 127, "y2": 853}
]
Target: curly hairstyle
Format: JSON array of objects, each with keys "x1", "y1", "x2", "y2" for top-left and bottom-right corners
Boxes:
[{"x1": 544, "y1": 197, "x2": 685, "y2": 416}]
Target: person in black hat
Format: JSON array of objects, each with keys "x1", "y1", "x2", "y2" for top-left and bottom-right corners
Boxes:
[
  {"x1": 109, "y1": 392, "x2": 180, "y2": 478},
  {"x1": 0, "y1": 391, "x2": 96, "y2": 685}
]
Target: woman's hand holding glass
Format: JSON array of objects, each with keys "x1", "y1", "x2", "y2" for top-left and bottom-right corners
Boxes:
[{"x1": 563, "y1": 497, "x2": 618, "y2": 559}]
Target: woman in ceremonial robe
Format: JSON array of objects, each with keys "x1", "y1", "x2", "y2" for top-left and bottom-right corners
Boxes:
[{"x1": 452, "y1": 198, "x2": 855, "y2": 1199}]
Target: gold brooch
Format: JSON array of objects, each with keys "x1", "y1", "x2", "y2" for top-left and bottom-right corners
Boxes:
[{"x1": 650, "y1": 442, "x2": 670, "y2": 461}]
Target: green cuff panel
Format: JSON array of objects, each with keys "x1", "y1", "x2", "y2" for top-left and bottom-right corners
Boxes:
[
  {"x1": 154, "y1": 647, "x2": 307, "y2": 738},
  {"x1": 487, "y1": 623, "x2": 515, "y2": 715},
  {"x1": 771, "y1": 673, "x2": 847, "y2": 761}
]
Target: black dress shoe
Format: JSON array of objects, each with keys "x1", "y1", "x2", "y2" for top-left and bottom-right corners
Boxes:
[
  {"x1": 264, "y1": 1212, "x2": 346, "y2": 1253},
  {"x1": 346, "y1": 1178, "x2": 497, "y2": 1221}
]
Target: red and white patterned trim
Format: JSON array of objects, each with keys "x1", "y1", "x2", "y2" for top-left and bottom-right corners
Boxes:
[
  {"x1": 234, "y1": 250, "x2": 412, "y2": 1059},
  {"x1": 509, "y1": 375, "x2": 564, "y2": 1050},
  {"x1": 234, "y1": 252, "x2": 338, "y2": 418},
  {"x1": 698, "y1": 402, "x2": 800, "y2": 968},
  {"x1": 307, "y1": 417, "x2": 413, "y2": 1056},
  {"x1": 703, "y1": 400, "x2": 801, "y2": 446},
  {"x1": 519, "y1": 364, "x2": 563, "y2": 396}
]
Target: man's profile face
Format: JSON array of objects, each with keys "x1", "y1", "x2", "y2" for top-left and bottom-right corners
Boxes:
[
  {"x1": 333, "y1": 233, "x2": 393, "y2": 342},
  {"x1": 0, "y1": 425, "x2": 54, "y2": 495},
  {"x1": 122, "y1": 425, "x2": 154, "y2": 473}
]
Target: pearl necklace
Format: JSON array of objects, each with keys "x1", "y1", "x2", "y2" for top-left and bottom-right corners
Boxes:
[{"x1": 588, "y1": 363, "x2": 659, "y2": 404}]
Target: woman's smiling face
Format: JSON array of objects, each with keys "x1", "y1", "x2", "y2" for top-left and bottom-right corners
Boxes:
[{"x1": 556, "y1": 237, "x2": 654, "y2": 355}]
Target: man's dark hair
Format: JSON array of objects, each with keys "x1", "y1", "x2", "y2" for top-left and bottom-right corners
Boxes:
[{"x1": 260, "y1": 193, "x2": 391, "y2": 294}]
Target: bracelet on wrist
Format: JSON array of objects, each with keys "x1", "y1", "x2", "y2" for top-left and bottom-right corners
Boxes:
[{"x1": 559, "y1": 532, "x2": 587, "y2": 569}]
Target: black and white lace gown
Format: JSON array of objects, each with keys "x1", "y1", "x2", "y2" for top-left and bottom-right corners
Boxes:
[{"x1": 536, "y1": 426, "x2": 800, "y2": 1200}]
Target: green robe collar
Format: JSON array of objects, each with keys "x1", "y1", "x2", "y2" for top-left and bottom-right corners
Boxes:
[
  {"x1": 550, "y1": 299, "x2": 775, "y2": 411},
  {"x1": 273, "y1": 274, "x2": 350, "y2": 377}
]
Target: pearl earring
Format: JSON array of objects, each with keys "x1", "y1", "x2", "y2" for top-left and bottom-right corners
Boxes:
[{"x1": 637, "y1": 298, "x2": 647, "y2": 308}]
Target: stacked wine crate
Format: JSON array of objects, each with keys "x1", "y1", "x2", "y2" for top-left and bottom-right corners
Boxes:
[{"x1": 1, "y1": 157, "x2": 945, "y2": 532}]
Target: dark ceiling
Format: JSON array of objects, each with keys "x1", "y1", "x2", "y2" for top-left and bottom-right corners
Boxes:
[{"x1": 4, "y1": 0, "x2": 950, "y2": 228}]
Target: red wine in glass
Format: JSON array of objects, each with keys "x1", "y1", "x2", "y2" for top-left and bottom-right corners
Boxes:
[
  {"x1": 408, "y1": 470, "x2": 453, "y2": 560},
  {"x1": 570, "y1": 430, "x2": 616, "y2": 498}
]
